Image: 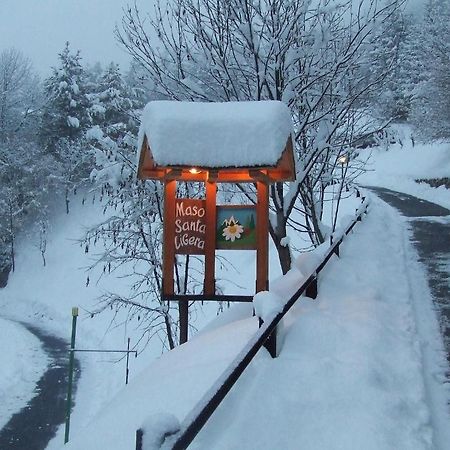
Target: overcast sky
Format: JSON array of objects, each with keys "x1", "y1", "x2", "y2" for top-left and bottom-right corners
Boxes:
[
  {"x1": 1, "y1": 0, "x2": 425, "y2": 78},
  {"x1": 0, "y1": 0, "x2": 149, "y2": 76}
]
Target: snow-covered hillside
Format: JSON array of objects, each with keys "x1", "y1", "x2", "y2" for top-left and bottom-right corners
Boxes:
[
  {"x1": 0, "y1": 197, "x2": 190, "y2": 444},
  {"x1": 358, "y1": 139, "x2": 450, "y2": 209},
  {"x1": 0, "y1": 192, "x2": 282, "y2": 446},
  {"x1": 0, "y1": 141, "x2": 449, "y2": 449},
  {"x1": 61, "y1": 193, "x2": 450, "y2": 450},
  {"x1": 0, "y1": 318, "x2": 49, "y2": 430}
]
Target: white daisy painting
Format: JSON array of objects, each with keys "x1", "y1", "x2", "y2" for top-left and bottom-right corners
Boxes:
[
  {"x1": 216, "y1": 206, "x2": 257, "y2": 250},
  {"x1": 222, "y1": 216, "x2": 244, "y2": 242}
]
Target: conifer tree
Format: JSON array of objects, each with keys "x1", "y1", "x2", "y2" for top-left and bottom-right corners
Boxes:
[
  {"x1": 41, "y1": 42, "x2": 91, "y2": 146},
  {"x1": 89, "y1": 62, "x2": 134, "y2": 136},
  {"x1": 410, "y1": 0, "x2": 450, "y2": 140},
  {"x1": 368, "y1": 5, "x2": 411, "y2": 121}
]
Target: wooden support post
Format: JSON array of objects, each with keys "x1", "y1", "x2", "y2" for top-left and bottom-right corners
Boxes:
[
  {"x1": 163, "y1": 180, "x2": 176, "y2": 297},
  {"x1": 135, "y1": 429, "x2": 143, "y2": 450},
  {"x1": 179, "y1": 300, "x2": 188, "y2": 344},
  {"x1": 256, "y1": 181, "x2": 269, "y2": 293},
  {"x1": 204, "y1": 180, "x2": 216, "y2": 297},
  {"x1": 256, "y1": 181, "x2": 274, "y2": 355}
]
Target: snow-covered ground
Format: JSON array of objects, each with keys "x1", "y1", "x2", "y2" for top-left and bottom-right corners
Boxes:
[
  {"x1": 0, "y1": 197, "x2": 175, "y2": 443},
  {"x1": 358, "y1": 140, "x2": 450, "y2": 209},
  {"x1": 0, "y1": 317, "x2": 49, "y2": 429},
  {"x1": 61, "y1": 194, "x2": 450, "y2": 450},
  {"x1": 0, "y1": 193, "x2": 281, "y2": 446},
  {"x1": 0, "y1": 138, "x2": 449, "y2": 449}
]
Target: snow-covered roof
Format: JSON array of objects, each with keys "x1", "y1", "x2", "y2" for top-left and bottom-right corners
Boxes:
[{"x1": 137, "y1": 100, "x2": 293, "y2": 170}]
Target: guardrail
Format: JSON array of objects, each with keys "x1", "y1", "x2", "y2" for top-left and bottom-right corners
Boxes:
[{"x1": 136, "y1": 196, "x2": 370, "y2": 450}]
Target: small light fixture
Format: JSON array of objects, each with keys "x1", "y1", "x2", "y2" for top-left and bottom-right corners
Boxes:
[
  {"x1": 337, "y1": 154, "x2": 349, "y2": 165},
  {"x1": 189, "y1": 167, "x2": 201, "y2": 174}
]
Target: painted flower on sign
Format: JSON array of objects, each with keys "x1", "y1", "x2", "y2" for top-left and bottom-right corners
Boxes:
[{"x1": 222, "y1": 216, "x2": 244, "y2": 242}]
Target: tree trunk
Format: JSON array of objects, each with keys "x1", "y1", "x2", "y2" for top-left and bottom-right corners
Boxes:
[
  {"x1": 0, "y1": 264, "x2": 11, "y2": 288},
  {"x1": 275, "y1": 240, "x2": 291, "y2": 275},
  {"x1": 178, "y1": 301, "x2": 188, "y2": 344},
  {"x1": 270, "y1": 216, "x2": 292, "y2": 275},
  {"x1": 164, "y1": 312, "x2": 176, "y2": 350},
  {"x1": 8, "y1": 201, "x2": 15, "y2": 272}
]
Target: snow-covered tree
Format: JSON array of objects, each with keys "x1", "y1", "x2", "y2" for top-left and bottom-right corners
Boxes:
[
  {"x1": 409, "y1": 0, "x2": 450, "y2": 140},
  {"x1": 368, "y1": 4, "x2": 412, "y2": 121},
  {"x1": 0, "y1": 48, "x2": 41, "y2": 143},
  {"x1": 116, "y1": 0, "x2": 399, "y2": 273},
  {"x1": 0, "y1": 139, "x2": 59, "y2": 277},
  {"x1": 89, "y1": 62, "x2": 134, "y2": 131},
  {"x1": 81, "y1": 64, "x2": 185, "y2": 347},
  {"x1": 0, "y1": 49, "x2": 44, "y2": 283},
  {"x1": 41, "y1": 42, "x2": 91, "y2": 146}
]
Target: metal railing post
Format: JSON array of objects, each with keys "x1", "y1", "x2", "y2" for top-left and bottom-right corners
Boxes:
[
  {"x1": 259, "y1": 318, "x2": 277, "y2": 358},
  {"x1": 64, "y1": 306, "x2": 78, "y2": 444},
  {"x1": 136, "y1": 428, "x2": 143, "y2": 450},
  {"x1": 305, "y1": 277, "x2": 318, "y2": 299}
]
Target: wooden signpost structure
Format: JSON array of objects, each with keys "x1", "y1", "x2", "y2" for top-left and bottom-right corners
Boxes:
[{"x1": 136, "y1": 101, "x2": 295, "y2": 343}]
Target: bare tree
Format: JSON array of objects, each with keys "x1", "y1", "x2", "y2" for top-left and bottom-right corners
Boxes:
[
  {"x1": 0, "y1": 48, "x2": 41, "y2": 143},
  {"x1": 116, "y1": 0, "x2": 399, "y2": 273}
]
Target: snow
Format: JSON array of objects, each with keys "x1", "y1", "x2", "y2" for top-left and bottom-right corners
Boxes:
[
  {"x1": 0, "y1": 195, "x2": 230, "y2": 448},
  {"x1": 85, "y1": 125, "x2": 104, "y2": 141},
  {"x1": 253, "y1": 290, "x2": 283, "y2": 322},
  {"x1": 57, "y1": 195, "x2": 450, "y2": 450},
  {"x1": 0, "y1": 317, "x2": 49, "y2": 429},
  {"x1": 293, "y1": 245, "x2": 327, "y2": 276},
  {"x1": 67, "y1": 116, "x2": 80, "y2": 128},
  {"x1": 63, "y1": 317, "x2": 259, "y2": 450},
  {"x1": 89, "y1": 104, "x2": 106, "y2": 116},
  {"x1": 0, "y1": 197, "x2": 179, "y2": 447},
  {"x1": 358, "y1": 139, "x2": 450, "y2": 209},
  {"x1": 137, "y1": 100, "x2": 293, "y2": 168},
  {"x1": 141, "y1": 413, "x2": 180, "y2": 450},
  {"x1": 0, "y1": 124, "x2": 449, "y2": 449}
]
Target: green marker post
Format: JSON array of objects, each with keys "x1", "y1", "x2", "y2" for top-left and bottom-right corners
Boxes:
[{"x1": 64, "y1": 306, "x2": 78, "y2": 444}]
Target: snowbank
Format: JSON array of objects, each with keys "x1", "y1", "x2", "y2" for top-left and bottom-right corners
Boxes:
[
  {"x1": 62, "y1": 317, "x2": 258, "y2": 450},
  {"x1": 0, "y1": 318, "x2": 49, "y2": 429},
  {"x1": 358, "y1": 140, "x2": 450, "y2": 209}
]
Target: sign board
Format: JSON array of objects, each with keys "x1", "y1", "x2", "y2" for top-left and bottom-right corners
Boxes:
[
  {"x1": 216, "y1": 206, "x2": 257, "y2": 250},
  {"x1": 162, "y1": 180, "x2": 268, "y2": 302},
  {"x1": 175, "y1": 199, "x2": 206, "y2": 254}
]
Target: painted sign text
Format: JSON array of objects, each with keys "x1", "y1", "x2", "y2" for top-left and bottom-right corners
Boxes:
[{"x1": 175, "y1": 199, "x2": 206, "y2": 254}]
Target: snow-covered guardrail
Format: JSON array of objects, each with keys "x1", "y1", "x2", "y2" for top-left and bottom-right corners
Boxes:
[{"x1": 136, "y1": 196, "x2": 370, "y2": 450}]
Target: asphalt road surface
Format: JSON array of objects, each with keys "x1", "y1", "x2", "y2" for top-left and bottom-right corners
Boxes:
[
  {"x1": 0, "y1": 321, "x2": 80, "y2": 450},
  {"x1": 367, "y1": 186, "x2": 450, "y2": 374}
]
